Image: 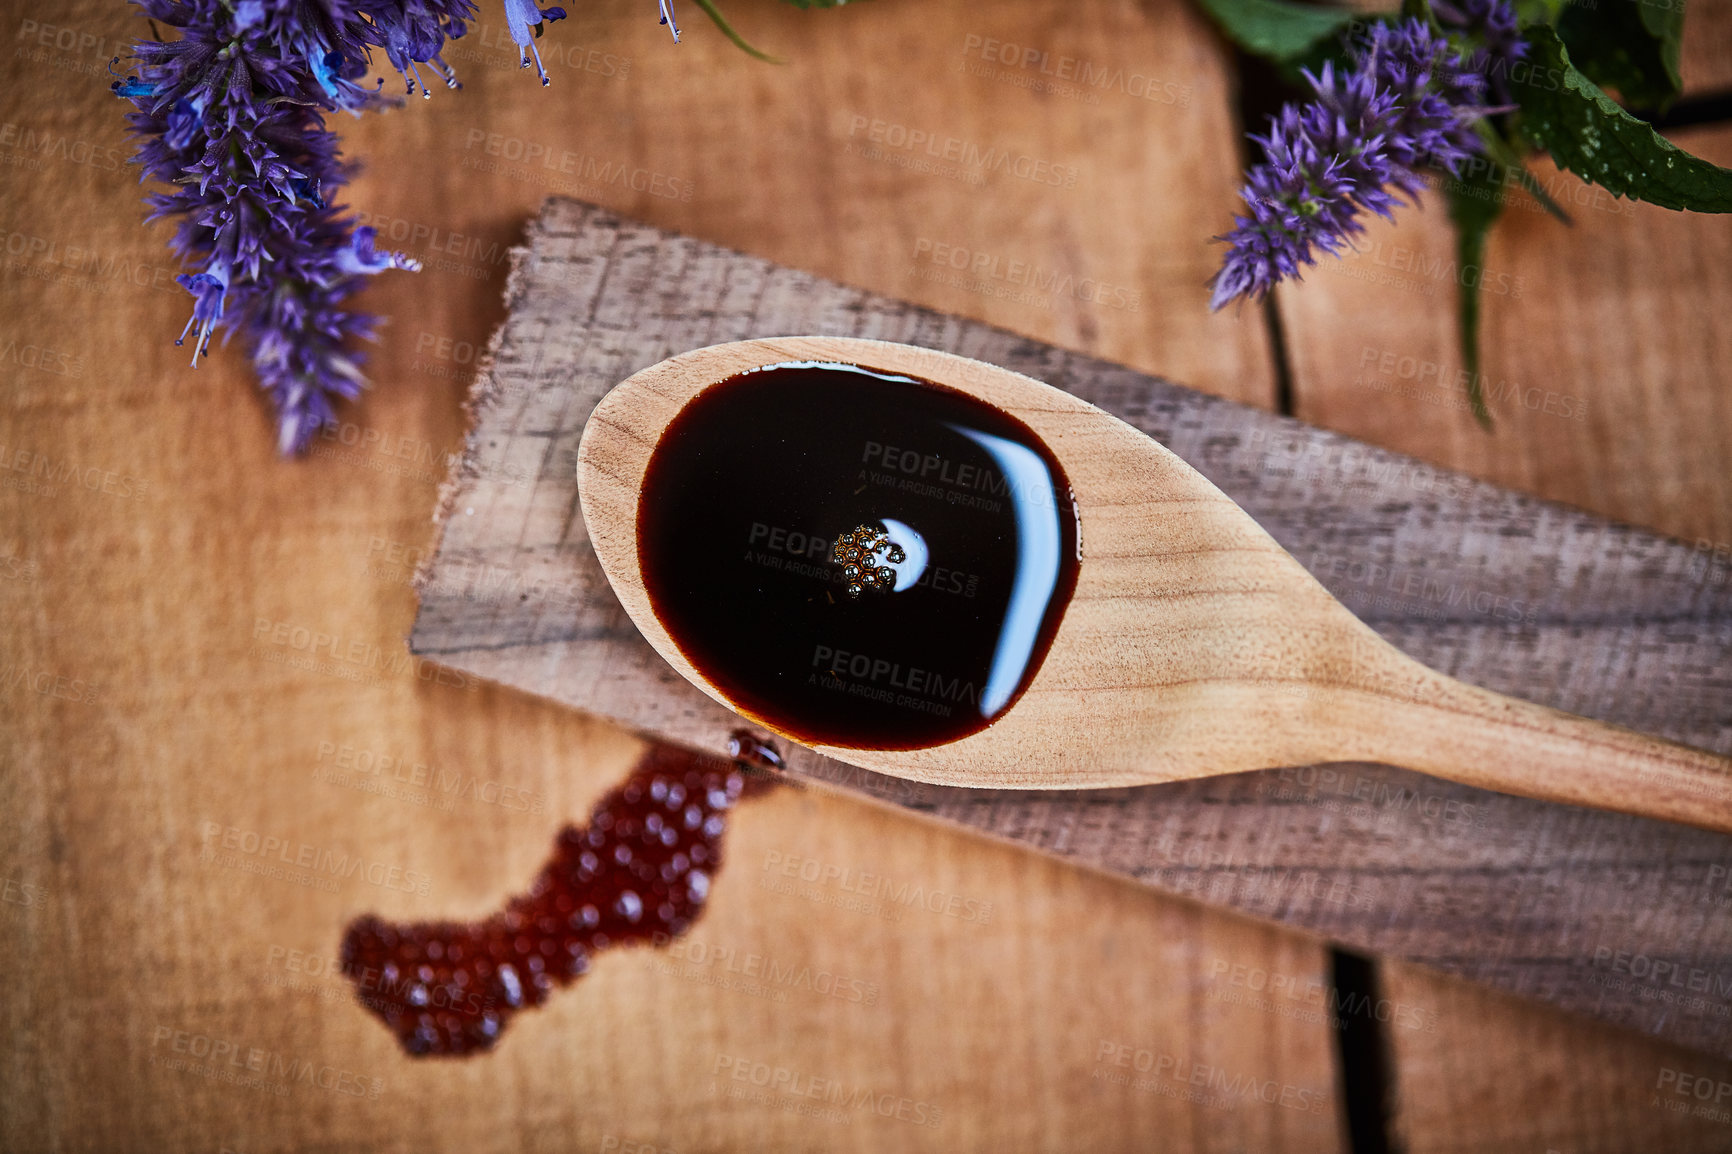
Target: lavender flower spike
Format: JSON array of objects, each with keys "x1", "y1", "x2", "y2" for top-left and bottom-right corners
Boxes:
[
  {"x1": 1209, "y1": 12, "x2": 1517, "y2": 310},
  {"x1": 112, "y1": 0, "x2": 536, "y2": 455},
  {"x1": 113, "y1": 0, "x2": 433, "y2": 454},
  {"x1": 111, "y1": 0, "x2": 683, "y2": 456}
]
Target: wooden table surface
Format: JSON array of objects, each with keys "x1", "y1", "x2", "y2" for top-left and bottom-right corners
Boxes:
[{"x1": 3, "y1": 0, "x2": 1731, "y2": 1150}]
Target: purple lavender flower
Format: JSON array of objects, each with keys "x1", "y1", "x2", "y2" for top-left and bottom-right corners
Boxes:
[
  {"x1": 1433, "y1": 0, "x2": 1528, "y2": 104},
  {"x1": 114, "y1": 0, "x2": 700, "y2": 453},
  {"x1": 1209, "y1": 12, "x2": 1519, "y2": 310},
  {"x1": 109, "y1": 2, "x2": 513, "y2": 453},
  {"x1": 112, "y1": 2, "x2": 410, "y2": 452}
]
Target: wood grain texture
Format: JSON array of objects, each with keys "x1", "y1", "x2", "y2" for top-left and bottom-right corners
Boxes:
[
  {"x1": 1381, "y1": 959, "x2": 1732, "y2": 1154},
  {"x1": 414, "y1": 198, "x2": 1732, "y2": 1060},
  {"x1": 1275, "y1": 125, "x2": 1732, "y2": 553},
  {"x1": 0, "y1": 1, "x2": 1352, "y2": 1151},
  {"x1": 341, "y1": 0, "x2": 1278, "y2": 409},
  {"x1": 1271, "y1": 29, "x2": 1732, "y2": 1152},
  {"x1": 577, "y1": 335, "x2": 1732, "y2": 828},
  {"x1": 4, "y1": 0, "x2": 1729, "y2": 1148},
  {"x1": 1682, "y1": 0, "x2": 1732, "y2": 95},
  {"x1": 1, "y1": 677, "x2": 1351, "y2": 1154}
]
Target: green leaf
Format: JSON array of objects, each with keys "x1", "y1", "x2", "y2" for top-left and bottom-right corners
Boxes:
[
  {"x1": 691, "y1": 0, "x2": 785, "y2": 62},
  {"x1": 1513, "y1": 27, "x2": 1732, "y2": 213},
  {"x1": 1444, "y1": 164, "x2": 1507, "y2": 428},
  {"x1": 1513, "y1": 0, "x2": 1567, "y2": 24},
  {"x1": 1635, "y1": 0, "x2": 1686, "y2": 90},
  {"x1": 1192, "y1": 0, "x2": 1356, "y2": 63},
  {"x1": 1273, "y1": 21, "x2": 1365, "y2": 88},
  {"x1": 1556, "y1": 0, "x2": 1682, "y2": 112}
]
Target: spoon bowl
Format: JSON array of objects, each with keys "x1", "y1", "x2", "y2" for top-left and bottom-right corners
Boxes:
[{"x1": 578, "y1": 337, "x2": 1732, "y2": 834}]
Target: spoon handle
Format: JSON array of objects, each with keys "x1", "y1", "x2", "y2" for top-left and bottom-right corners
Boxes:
[{"x1": 1330, "y1": 652, "x2": 1732, "y2": 834}]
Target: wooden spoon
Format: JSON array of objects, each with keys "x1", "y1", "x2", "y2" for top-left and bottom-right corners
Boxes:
[{"x1": 577, "y1": 336, "x2": 1732, "y2": 834}]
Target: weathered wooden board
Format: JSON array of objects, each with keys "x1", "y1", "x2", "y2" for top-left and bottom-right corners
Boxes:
[{"x1": 413, "y1": 198, "x2": 1732, "y2": 1059}]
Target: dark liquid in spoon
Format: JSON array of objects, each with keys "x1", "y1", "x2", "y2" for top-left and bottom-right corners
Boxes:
[{"x1": 637, "y1": 361, "x2": 1079, "y2": 749}]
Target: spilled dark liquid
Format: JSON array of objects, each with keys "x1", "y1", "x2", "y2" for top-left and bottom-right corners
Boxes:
[
  {"x1": 341, "y1": 738, "x2": 776, "y2": 1057},
  {"x1": 638, "y1": 361, "x2": 1080, "y2": 750}
]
